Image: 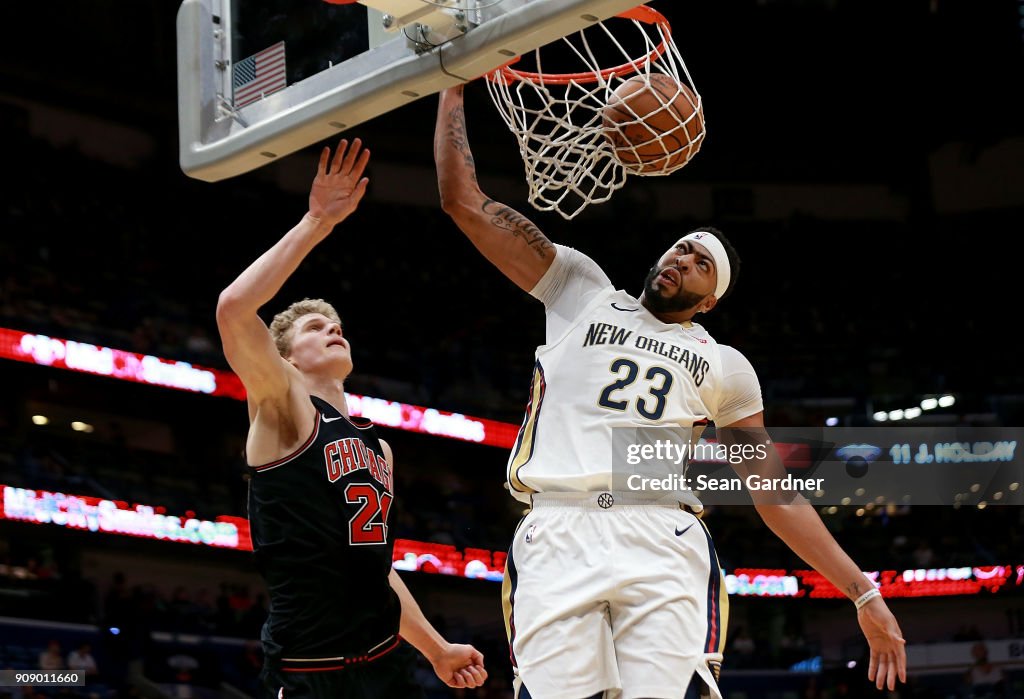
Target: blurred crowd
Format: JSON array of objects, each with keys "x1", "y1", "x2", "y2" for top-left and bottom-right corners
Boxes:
[
  {"x1": 3, "y1": 136, "x2": 1022, "y2": 426},
  {"x1": 2, "y1": 419, "x2": 1023, "y2": 571},
  {"x1": 3, "y1": 118, "x2": 1024, "y2": 699},
  {"x1": 1, "y1": 551, "x2": 1020, "y2": 699}
]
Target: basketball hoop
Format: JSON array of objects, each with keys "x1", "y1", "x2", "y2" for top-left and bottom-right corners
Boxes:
[{"x1": 485, "y1": 5, "x2": 703, "y2": 220}]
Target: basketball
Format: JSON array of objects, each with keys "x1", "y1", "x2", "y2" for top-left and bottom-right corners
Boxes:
[{"x1": 602, "y1": 73, "x2": 705, "y2": 175}]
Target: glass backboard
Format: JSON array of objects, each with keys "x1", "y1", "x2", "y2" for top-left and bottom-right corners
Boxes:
[{"x1": 177, "y1": 0, "x2": 652, "y2": 181}]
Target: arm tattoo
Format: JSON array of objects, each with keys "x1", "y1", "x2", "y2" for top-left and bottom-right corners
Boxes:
[
  {"x1": 481, "y1": 198, "x2": 554, "y2": 259},
  {"x1": 846, "y1": 580, "x2": 863, "y2": 598},
  {"x1": 446, "y1": 104, "x2": 477, "y2": 182}
]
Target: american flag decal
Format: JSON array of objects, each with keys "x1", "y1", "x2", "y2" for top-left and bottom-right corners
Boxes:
[{"x1": 233, "y1": 41, "x2": 287, "y2": 108}]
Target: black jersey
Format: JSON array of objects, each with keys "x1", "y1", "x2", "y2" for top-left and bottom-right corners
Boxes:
[{"x1": 247, "y1": 395, "x2": 400, "y2": 662}]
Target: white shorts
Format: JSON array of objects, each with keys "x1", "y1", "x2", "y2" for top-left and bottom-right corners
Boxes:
[{"x1": 502, "y1": 493, "x2": 727, "y2": 699}]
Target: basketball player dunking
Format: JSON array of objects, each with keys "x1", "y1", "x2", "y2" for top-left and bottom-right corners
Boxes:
[
  {"x1": 434, "y1": 85, "x2": 906, "y2": 699},
  {"x1": 216, "y1": 138, "x2": 487, "y2": 699}
]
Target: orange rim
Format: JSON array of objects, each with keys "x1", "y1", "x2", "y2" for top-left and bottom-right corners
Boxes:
[{"x1": 486, "y1": 5, "x2": 672, "y2": 86}]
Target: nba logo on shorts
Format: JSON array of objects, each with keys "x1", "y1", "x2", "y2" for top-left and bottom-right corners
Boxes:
[{"x1": 525, "y1": 524, "x2": 537, "y2": 543}]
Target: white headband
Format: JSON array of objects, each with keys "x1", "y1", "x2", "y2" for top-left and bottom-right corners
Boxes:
[{"x1": 681, "y1": 231, "x2": 731, "y2": 300}]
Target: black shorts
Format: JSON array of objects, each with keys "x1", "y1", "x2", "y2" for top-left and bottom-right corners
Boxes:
[{"x1": 258, "y1": 644, "x2": 425, "y2": 699}]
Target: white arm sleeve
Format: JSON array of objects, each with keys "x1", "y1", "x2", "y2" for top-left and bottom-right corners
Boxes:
[
  {"x1": 714, "y1": 345, "x2": 765, "y2": 426},
  {"x1": 529, "y1": 244, "x2": 614, "y2": 341}
]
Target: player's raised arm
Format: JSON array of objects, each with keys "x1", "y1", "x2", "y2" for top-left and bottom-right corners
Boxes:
[
  {"x1": 216, "y1": 139, "x2": 370, "y2": 404},
  {"x1": 434, "y1": 85, "x2": 555, "y2": 292},
  {"x1": 718, "y1": 414, "x2": 908, "y2": 692}
]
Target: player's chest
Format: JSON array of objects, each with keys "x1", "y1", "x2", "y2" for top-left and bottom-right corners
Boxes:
[{"x1": 555, "y1": 315, "x2": 718, "y2": 417}]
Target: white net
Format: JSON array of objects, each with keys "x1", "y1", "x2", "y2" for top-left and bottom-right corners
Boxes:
[{"x1": 485, "y1": 6, "x2": 703, "y2": 220}]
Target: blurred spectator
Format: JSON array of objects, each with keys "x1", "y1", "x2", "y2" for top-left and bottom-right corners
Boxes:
[
  {"x1": 963, "y1": 642, "x2": 1006, "y2": 698},
  {"x1": 38, "y1": 640, "x2": 64, "y2": 671},
  {"x1": 192, "y1": 587, "x2": 216, "y2": 632},
  {"x1": 104, "y1": 572, "x2": 132, "y2": 628},
  {"x1": 779, "y1": 623, "x2": 809, "y2": 666},
  {"x1": 184, "y1": 325, "x2": 216, "y2": 358},
  {"x1": 215, "y1": 582, "x2": 233, "y2": 631},
  {"x1": 167, "y1": 651, "x2": 201, "y2": 699},
  {"x1": 67, "y1": 642, "x2": 99, "y2": 680},
  {"x1": 911, "y1": 539, "x2": 935, "y2": 568},
  {"x1": 233, "y1": 641, "x2": 262, "y2": 696},
  {"x1": 729, "y1": 627, "x2": 756, "y2": 668},
  {"x1": 26, "y1": 557, "x2": 58, "y2": 580}
]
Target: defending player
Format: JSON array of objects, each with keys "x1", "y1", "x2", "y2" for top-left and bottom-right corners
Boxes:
[
  {"x1": 434, "y1": 85, "x2": 906, "y2": 699},
  {"x1": 216, "y1": 138, "x2": 487, "y2": 698}
]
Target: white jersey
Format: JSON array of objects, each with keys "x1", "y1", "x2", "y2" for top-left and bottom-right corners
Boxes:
[{"x1": 507, "y1": 245, "x2": 763, "y2": 509}]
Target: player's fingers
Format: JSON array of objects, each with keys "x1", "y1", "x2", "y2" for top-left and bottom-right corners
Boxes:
[
  {"x1": 351, "y1": 177, "x2": 369, "y2": 203},
  {"x1": 459, "y1": 668, "x2": 479, "y2": 688},
  {"x1": 867, "y1": 650, "x2": 878, "y2": 683},
  {"x1": 330, "y1": 139, "x2": 349, "y2": 173},
  {"x1": 350, "y1": 147, "x2": 371, "y2": 180},
  {"x1": 465, "y1": 664, "x2": 487, "y2": 685},
  {"x1": 889, "y1": 629, "x2": 907, "y2": 684},
  {"x1": 447, "y1": 671, "x2": 466, "y2": 689},
  {"x1": 459, "y1": 668, "x2": 480, "y2": 688},
  {"x1": 470, "y1": 649, "x2": 484, "y2": 665},
  {"x1": 875, "y1": 656, "x2": 887, "y2": 690},
  {"x1": 341, "y1": 137, "x2": 363, "y2": 174},
  {"x1": 887, "y1": 654, "x2": 899, "y2": 691},
  {"x1": 318, "y1": 146, "x2": 331, "y2": 175}
]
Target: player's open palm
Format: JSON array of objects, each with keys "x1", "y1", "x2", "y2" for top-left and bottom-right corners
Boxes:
[
  {"x1": 857, "y1": 598, "x2": 907, "y2": 691},
  {"x1": 431, "y1": 643, "x2": 488, "y2": 689},
  {"x1": 308, "y1": 138, "x2": 371, "y2": 228}
]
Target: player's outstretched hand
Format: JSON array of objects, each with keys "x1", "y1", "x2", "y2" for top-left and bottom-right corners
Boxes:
[
  {"x1": 857, "y1": 597, "x2": 907, "y2": 691},
  {"x1": 308, "y1": 137, "x2": 371, "y2": 228},
  {"x1": 431, "y1": 643, "x2": 488, "y2": 689}
]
